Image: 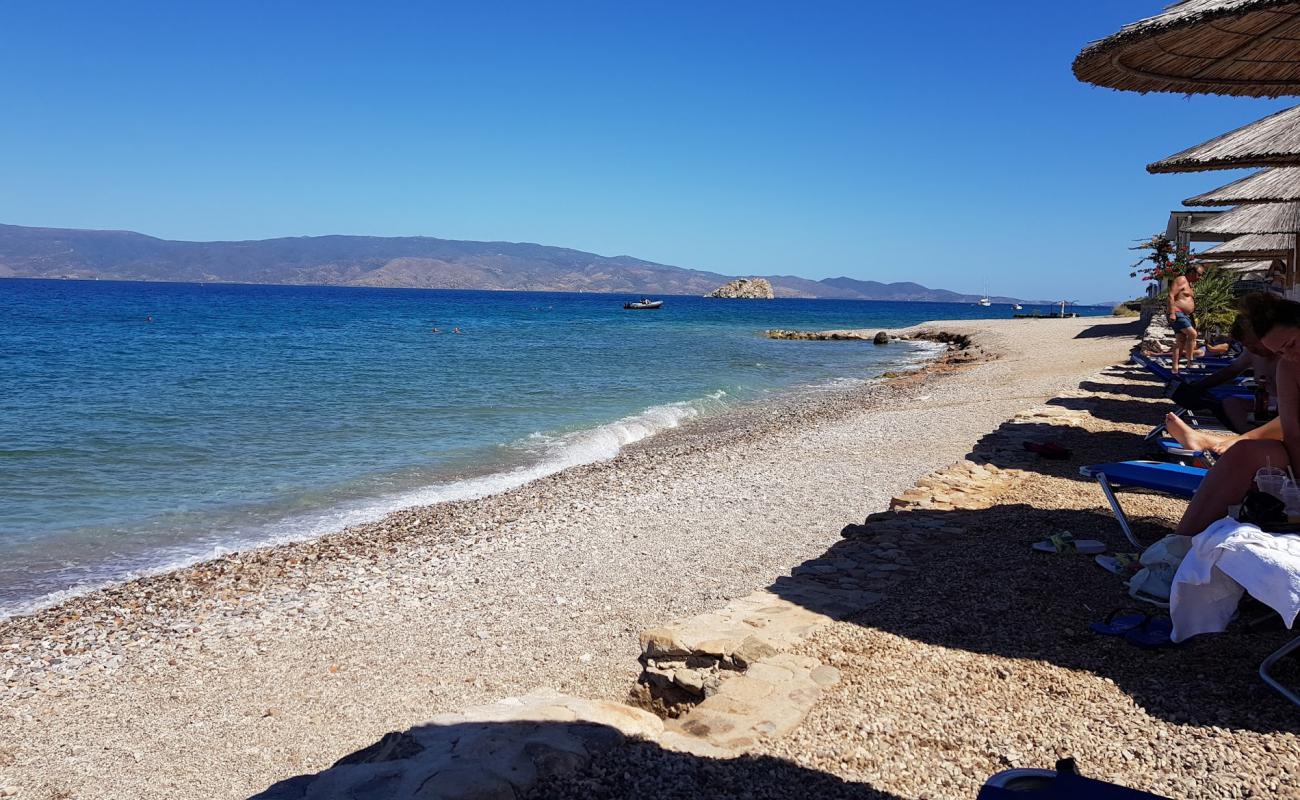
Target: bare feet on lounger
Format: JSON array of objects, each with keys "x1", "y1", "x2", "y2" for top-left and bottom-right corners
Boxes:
[{"x1": 1165, "y1": 411, "x2": 1231, "y2": 456}]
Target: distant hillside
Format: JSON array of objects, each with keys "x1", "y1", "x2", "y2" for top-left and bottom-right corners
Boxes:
[{"x1": 0, "y1": 223, "x2": 1037, "y2": 303}]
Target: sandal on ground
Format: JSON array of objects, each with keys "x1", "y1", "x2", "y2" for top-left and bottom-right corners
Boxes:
[
  {"x1": 1089, "y1": 609, "x2": 1150, "y2": 636},
  {"x1": 1095, "y1": 552, "x2": 1141, "y2": 576},
  {"x1": 1032, "y1": 533, "x2": 1106, "y2": 555},
  {"x1": 1023, "y1": 440, "x2": 1072, "y2": 460},
  {"x1": 1123, "y1": 616, "x2": 1176, "y2": 649}
]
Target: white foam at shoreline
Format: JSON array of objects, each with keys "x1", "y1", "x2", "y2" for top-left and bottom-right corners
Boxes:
[
  {"x1": 0, "y1": 393, "x2": 731, "y2": 620},
  {"x1": 2, "y1": 340, "x2": 946, "y2": 620}
]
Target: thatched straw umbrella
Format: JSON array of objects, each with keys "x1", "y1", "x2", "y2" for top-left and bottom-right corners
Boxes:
[
  {"x1": 1215, "y1": 260, "x2": 1286, "y2": 292},
  {"x1": 1074, "y1": 2, "x2": 1300, "y2": 291},
  {"x1": 1148, "y1": 105, "x2": 1300, "y2": 173},
  {"x1": 1185, "y1": 201, "x2": 1300, "y2": 282},
  {"x1": 1184, "y1": 167, "x2": 1300, "y2": 205},
  {"x1": 1073, "y1": 1, "x2": 1300, "y2": 97},
  {"x1": 1184, "y1": 201, "x2": 1300, "y2": 233},
  {"x1": 1197, "y1": 232, "x2": 1296, "y2": 260}
]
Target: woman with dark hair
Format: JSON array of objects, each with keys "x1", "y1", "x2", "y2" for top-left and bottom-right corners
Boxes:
[{"x1": 1175, "y1": 294, "x2": 1300, "y2": 536}]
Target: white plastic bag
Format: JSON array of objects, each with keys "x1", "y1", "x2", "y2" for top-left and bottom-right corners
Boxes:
[{"x1": 1129, "y1": 534, "x2": 1193, "y2": 603}]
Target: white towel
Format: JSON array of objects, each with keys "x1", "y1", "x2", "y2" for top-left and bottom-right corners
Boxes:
[{"x1": 1169, "y1": 516, "x2": 1300, "y2": 643}]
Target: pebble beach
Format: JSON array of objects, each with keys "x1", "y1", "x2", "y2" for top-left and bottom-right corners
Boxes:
[{"x1": 5, "y1": 315, "x2": 1294, "y2": 800}]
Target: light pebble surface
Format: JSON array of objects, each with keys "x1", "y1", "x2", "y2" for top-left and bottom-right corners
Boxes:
[
  {"x1": 532, "y1": 332, "x2": 1300, "y2": 800},
  {"x1": 2, "y1": 317, "x2": 1140, "y2": 800}
]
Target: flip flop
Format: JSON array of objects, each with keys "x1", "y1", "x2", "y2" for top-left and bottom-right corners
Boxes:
[
  {"x1": 1095, "y1": 553, "x2": 1141, "y2": 576},
  {"x1": 1023, "y1": 441, "x2": 1072, "y2": 460},
  {"x1": 1124, "y1": 616, "x2": 1176, "y2": 648},
  {"x1": 1089, "y1": 609, "x2": 1149, "y2": 636},
  {"x1": 1033, "y1": 533, "x2": 1106, "y2": 555}
]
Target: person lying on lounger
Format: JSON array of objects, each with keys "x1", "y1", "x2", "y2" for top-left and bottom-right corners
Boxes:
[
  {"x1": 1142, "y1": 338, "x2": 1236, "y2": 360},
  {"x1": 1176, "y1": 294, "x2": 1300, "y2": 536},
  {"x1": 1167, "y1": 314, "x2": 1278, "y2": 433}
]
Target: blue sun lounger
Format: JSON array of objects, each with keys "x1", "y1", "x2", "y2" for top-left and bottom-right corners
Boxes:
[
  {"x1": 1080, "y1": 461, "x2": 1206, "y2": 547},
  {"x1": 1131, "y1": 349, "x2": 1232, "y2": 369},
  {"x1": 1130, "y1": 350, "x2": 1234, "y2": 383},
  {"x1": 1154, "y1": 438, "x2": 1215, "y2": 468}
]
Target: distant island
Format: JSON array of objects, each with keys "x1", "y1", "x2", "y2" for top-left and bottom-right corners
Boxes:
[
  {"x1": 706, "y1": 277, "x2": 775, "y2": 299},
  {"x1": 0, "y1": 223, "x2": 1044, "y2": 304}
]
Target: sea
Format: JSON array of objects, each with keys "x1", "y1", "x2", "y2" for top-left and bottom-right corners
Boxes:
[{"x1": 0, "y1": 279, "x2": 1108, "y2": 617}]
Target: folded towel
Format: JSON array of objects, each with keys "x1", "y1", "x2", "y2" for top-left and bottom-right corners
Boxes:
[{"x1": 1170, "y1": 517, "x2": 1300, "y2": 642}]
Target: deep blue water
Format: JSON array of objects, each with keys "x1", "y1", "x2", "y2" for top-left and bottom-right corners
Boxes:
[{"x1": 0, "y1": 279, "x2": 1107, "y2": 614}]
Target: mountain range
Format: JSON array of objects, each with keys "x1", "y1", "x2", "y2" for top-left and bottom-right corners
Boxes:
[{"x1": 0, "y1": 223, "x2": 1038, "y2": 303}]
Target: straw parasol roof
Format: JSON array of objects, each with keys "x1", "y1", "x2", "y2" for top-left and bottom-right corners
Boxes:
[
  {"x1": 1217, "y1": 258, "x2": 1277, "y2": 272},
  {"x1": 1184, "y1": 201, "x2": 1300, "y2": 233},
  {"x1": 1073, "y1": 1, "x2": 1300, "y2": 97},
  {"x1": 1196, "y1": 231, "x2": 1296, "y2": 258},
  {"x1": 1183, "y1": 166, "x2": 1300, "y2": 204},
  {"x1": 1148, "y1": 104, "x2": 1300, "y2": 173}
]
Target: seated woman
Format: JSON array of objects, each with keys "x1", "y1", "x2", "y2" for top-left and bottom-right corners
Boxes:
[{"x1": 1176, "y1": 294, "x2": 1300, "y2": 536}]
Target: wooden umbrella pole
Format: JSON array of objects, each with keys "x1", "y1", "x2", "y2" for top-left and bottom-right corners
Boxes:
[{"x1": 1292, "y1": 231, "x2": 1299, "y2": 292}]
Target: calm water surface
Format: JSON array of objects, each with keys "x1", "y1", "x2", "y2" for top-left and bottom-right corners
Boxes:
[{"x1": 0, "y1": 279, "x2": 1107, "y2": 614}]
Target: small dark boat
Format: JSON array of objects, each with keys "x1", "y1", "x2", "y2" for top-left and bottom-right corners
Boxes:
[{"x1": 623, "y1": 298, "x2": 663, "y2": 310}]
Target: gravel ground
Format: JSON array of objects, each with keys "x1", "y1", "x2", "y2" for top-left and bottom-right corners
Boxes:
[
  {"x1": 529, "y1": 355, "x2": 1300, "y2": 800},
  {"x1": 0, "y1": 316, "x2": 1139, "y2": 800}
]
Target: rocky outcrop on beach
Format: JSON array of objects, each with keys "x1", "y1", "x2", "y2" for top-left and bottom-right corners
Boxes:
[
  {"x1": 706, "y1": 277, "x2": 774, "y2": 299},
  {"x1": 766, "y1": 327, "x2": 976, "y2": 354}
]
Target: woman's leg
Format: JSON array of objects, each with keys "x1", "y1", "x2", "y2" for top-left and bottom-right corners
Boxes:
[
  {"x1": 1175, "y1": 439, "x2": 1290, "y2": 535},
  {"x1": 1165, "y1": 411, "x2": 1234, "y2": 453}
]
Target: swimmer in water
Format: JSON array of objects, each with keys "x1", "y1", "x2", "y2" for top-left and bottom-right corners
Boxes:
[
  {"x1": 452, "y1": 327, "x2": 462, "y2": 335},
  {"x1": 431, "y1": 327, "x2": 440, "y2": 333},
  {"x1": 146, "y1": 315, "x2": 153, "y2": 322}
]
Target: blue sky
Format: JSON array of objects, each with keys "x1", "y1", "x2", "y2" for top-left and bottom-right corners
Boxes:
[{"x1": 0, "y1": 1, "x2": 1292, "y2": 302}]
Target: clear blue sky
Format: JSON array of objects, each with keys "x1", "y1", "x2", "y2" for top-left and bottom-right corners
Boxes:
[{"x1": 1, "y1": 1, "x2": 1292, "y2": 302}]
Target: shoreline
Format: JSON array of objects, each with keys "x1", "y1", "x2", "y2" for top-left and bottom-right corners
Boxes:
[
  {"x1": 0, "y1": 316, "x2": 1137, "y2": 800},
  {"x1": 0, "y1": 329, "x2": 948, "y2": 622}
]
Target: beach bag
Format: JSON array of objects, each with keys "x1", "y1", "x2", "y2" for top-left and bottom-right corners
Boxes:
[
  {"x1": 1129, "y1": 534, "x2": 1192, "y2": 604},
  {"x1": 1237, "y1": 489, "x2": 1289, "y2": 530}
]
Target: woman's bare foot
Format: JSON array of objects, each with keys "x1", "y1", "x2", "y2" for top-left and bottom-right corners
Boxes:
[{"x1": 1165, "y1": 411, "x2": 1230, "y2": 454}]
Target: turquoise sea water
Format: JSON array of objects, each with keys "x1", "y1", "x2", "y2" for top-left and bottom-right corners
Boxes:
[{"x1": 0, "y1": 279, "x2": 1107, "y2": 615}]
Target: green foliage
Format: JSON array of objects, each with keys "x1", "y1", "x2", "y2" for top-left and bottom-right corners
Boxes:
[
  {"x1": 1193, "y1": 267, "x2": 1240, "y2": 336},
  {"x1": 1112, "y1": 303, "x2": 1139, "y2": 317}
]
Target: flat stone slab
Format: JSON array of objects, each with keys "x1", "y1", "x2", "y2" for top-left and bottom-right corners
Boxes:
[
  {"x1": 251, "y1": 692, "x2": 664, "y2": 800},
  {"x1": 666, "y1": 653, "x2": 839, "y2": 751}
]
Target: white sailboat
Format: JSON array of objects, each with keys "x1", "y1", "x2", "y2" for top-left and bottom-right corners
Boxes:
[{"x1": 978, "y1": 286, "x2": 991, "y2": 307}]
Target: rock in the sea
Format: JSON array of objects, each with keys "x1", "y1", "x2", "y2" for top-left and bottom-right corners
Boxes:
[
  {"x1": 706, "y1": 278, "x2": 774, "y2": 300},
  {"x1": 872, "y1": 331, "x2": 889, "y2": 345}
]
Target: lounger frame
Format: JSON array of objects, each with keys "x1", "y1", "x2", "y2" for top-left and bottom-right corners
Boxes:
[
  {"x1": 1080, "y1": 462, "x2": 1205, "y2": 548},
  {"x1": 1093, "y1": 471, "x2": 1141, "y2": 548},
  {"x1": 1260, "y1": 635, "x2": 1300, "y2": 707}
]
